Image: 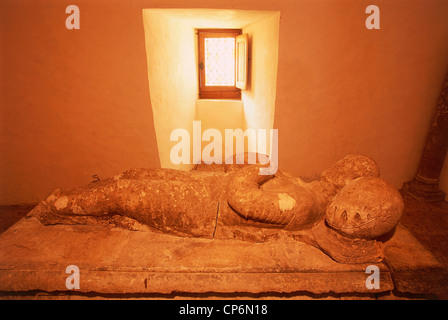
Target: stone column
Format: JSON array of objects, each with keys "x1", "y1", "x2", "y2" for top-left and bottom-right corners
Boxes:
[{"x1": 405, "y1": 73, "x2": 448, "y2": 202}]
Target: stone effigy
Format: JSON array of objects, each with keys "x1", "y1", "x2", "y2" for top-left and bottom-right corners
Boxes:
[{"x1": 29, "y1": 154, "x2": 403, "y2": 264}]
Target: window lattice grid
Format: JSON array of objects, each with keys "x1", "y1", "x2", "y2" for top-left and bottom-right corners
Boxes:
[{"x1": 204, "y1": 38, "x2": 236, "y2": 86}]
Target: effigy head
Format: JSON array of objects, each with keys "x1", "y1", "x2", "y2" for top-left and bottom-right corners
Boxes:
[
  {"x1": 325, "y1": 176, "x2": 404, "y2": 239},
  {"x1": 321, "y1": 154, "x2": 380, "y2": 190}
]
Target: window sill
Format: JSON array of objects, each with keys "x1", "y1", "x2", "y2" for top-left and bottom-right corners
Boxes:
[
  {"x1": 197, "y1": 99, "x2": 242, "y2": 102},
  {"x1": 196, "y1": 99, "x2": 243, "y2": 110}
]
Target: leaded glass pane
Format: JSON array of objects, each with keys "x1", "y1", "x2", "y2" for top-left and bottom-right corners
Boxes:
[{"x1": 204, "y1": 38, "x2": 235, "y2": 86}]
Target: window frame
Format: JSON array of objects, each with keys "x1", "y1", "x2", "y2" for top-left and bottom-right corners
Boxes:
[{"x1": 197, "y1": 29, "x2": 242, "y2": 100}]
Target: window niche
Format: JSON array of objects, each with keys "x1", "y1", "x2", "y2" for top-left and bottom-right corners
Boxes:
[{"x1": 142, "y1": 9, "x2": 279, "y2": 170}]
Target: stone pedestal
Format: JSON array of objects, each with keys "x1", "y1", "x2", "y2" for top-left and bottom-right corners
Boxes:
[
  {"x1": 405, "y1": 73, "x2": 448, "y2": 202},
  {"x1": 0, "y1": 216, "x2": 445, "y2": 298}
]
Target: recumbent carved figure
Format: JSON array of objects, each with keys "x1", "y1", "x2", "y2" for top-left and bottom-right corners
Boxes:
[{"x1": 29, "y1": 154, "x2": 403, "y2": 264}]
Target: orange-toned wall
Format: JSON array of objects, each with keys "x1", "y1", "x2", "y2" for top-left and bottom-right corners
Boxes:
[
  {"x1": 142, "y1": 9, "x2": 198, "y2": 171},
  {"x1": 1, "y1": 0, "x2": 161, "y2": 204},
  {"x1": 242, "y1": 12, "x2": 280, "y2": 157},
  {"x1": 1, "y1": 0, "x2": 448, "y2": 204},
  {"x1": 440, "y1": 155, "x2": 448, "y2": 202},
  {"x1": 273, "y1": 0, "x2": 448, "y2": 190}
]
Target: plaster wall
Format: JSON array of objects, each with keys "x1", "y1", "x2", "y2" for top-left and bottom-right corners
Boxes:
[
  {"x1": 242, "y1": 13, "x2": 280, "y2": 157},
  {"x1": 142, "y1": 10, "x2": 197, "y2": 171},
  {"x1": 195, "y1": 100, "x2": 244, "y2": 163}
]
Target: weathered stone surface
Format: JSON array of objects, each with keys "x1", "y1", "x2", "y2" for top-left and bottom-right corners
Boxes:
[
  {"x1": 0, "y1": 216, "x2": 392, "y2": 295},
  {"x1": 36, "y1": 169, "x2": 222, "y2": 238},
  {"x1": 312, "y1": 219, "x2": 384, "y2": 264},
  {"x1": 226, "y1": 165, "x2": 323, "y2": 230},
  {"x1": 223, "y1": 152, "x2": 270, "y2": 173},
  {"x1": 325, "y1": 177, "x2": 404, "y2": 239},
  {"x1": 320, "y1": 154, "x2": 380, "y2": 191},
  {"x1": 0, "y1": 216, "x2": 442, "y2": 296},
  {"x1": 381, "y1": 224, "x2": 447, "y2": 295},
  {"x1": 29, "y1": 154, "x2": 405, "y2": 265}
]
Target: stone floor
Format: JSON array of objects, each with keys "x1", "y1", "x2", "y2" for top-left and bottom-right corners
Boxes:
[
  {"x1": 0, "y1": 192, "x2": 447, "y2": 300},
  {"x1": 398, "y1": 194, "x2": 448, "y2": 270}
]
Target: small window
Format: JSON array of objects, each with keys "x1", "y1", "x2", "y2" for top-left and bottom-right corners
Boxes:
[{"x1": 197, "y1": 29, "x2": 247, "y2": 99}]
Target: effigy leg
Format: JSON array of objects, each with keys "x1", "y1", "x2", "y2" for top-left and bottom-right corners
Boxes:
[{"x1": 32, "y1": 168, "x2": 220, "y2": 238}]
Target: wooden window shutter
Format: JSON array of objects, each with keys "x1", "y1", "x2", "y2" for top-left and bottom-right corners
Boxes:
[{"x1": 236, "y1": 34, "x2": 248, "y2": 90}]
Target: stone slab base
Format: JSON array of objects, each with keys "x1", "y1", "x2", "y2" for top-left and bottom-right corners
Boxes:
[{"x1": 0, "y1": 216, "x2": 444, "y2": 298}]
